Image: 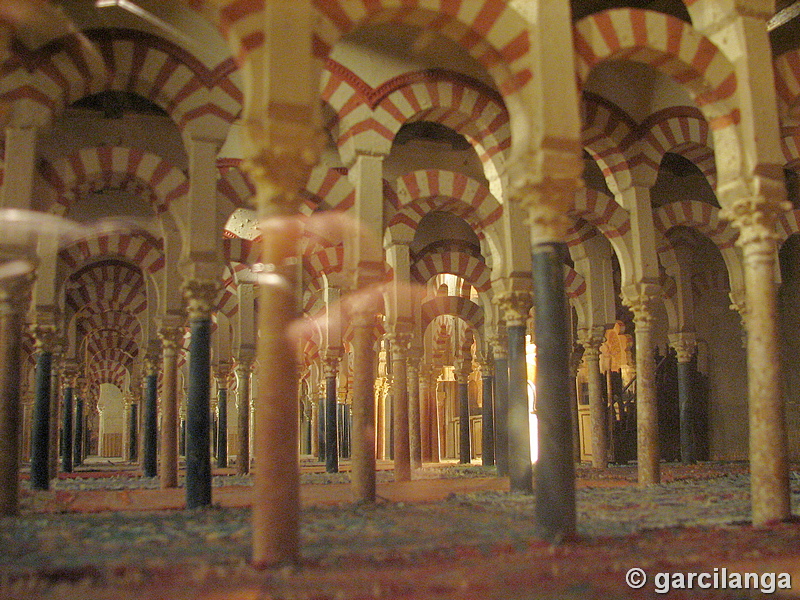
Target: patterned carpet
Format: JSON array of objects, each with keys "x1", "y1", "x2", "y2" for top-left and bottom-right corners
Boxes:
[{"x1": 5, "y1": 462, "x2": 800, "y2": 599}]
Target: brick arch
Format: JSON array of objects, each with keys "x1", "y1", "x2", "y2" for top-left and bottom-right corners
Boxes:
[
  {"x1": 216, "y1": 267, "x2": 240, "y2": 320},
  {"x1": 0, "y1": 32, "x2": 109, "y2": 126},
  {"x1": 304, "y1": 246, "x2": 345, "y2": 296},
  {"x1": 323, "y1": 63, "x2": 511, "y2": 167},
  {"x1": 582, "y1": 93, "x2": 636, "y2": 194},
  {"x1": 638, "y1": 108, "x2": 716, "y2": 189},
  {"x1": 411, "y1": 250, "x2": 490, "y2": 293},
  {"x1": 421, "y1": 295, "x2": 484, "y2": 334},
  {"x1": 564, "y1": 265, "x2": 587, "y2": 300},
  {"x1": 65, "y1": 261, "x2": 148, "y2": 315},
  {"x1": 783, "y1": 127, "x2": 800, "y2": 171},
  {"x1": 40, "y1": 146, "x2": 189, "y2": 216},
  {"x1": 78, "y1": 311, "x2": 143, "y2": 345},
  {"x1": 301, "y1": 166, "x2": 355, "y2": 214},
  {"x1": 91, "y1": 29, "x2": 242, "y2": 134},
  {"x1": 58, "y1": 231, "x2": 165, "y2": 276},
  {"x1": 387, "y1": 169, "x2": 502, "y2": 243},
  {"x1": 84, "y1": 330, "x2": 138, "y2": 359},
  {"x1": 775, "y1": 49, "x2": 800, "y2": 122},
  {"x1": 574, "y1": 8, "x2": 741, "y2": 186}
]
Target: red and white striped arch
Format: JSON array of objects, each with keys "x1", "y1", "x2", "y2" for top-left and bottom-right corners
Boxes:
[
  {"x1": 652, "y1": 200, "x2": 736, "y2": 251},
  {"x1": 93, "y1": 30, "x2": 242, "y2": 133},
  {"x1": 565, "y1": 217, "x2": 602, "y2": 249},
  {"x1": 40, "y1": 146, "x2": 189, "y2": 216},
  {"x1": 388, "y1": 169, "x2": 501, "y2": 243},
  {"x1": 582, "y1": 93, "x2": 635, "y2": 194},
  {"x1": 85, "y1": 330, "x2": 138, "y2": 359},
  {"x1": 58, "y1": 231, "x2": 165, "y2": 275},
  {"x1": 421, "y1": 295, "x2": 484, "y2": 334},
  {"x1": 304, "y1": 246, "x2": 345, "y2": 294},
  {"x1": 574, "y1": 9, "x2": 740, "y2": 184},
  {"x1": 87, "y1": 358, "x2": 130, "y2": 391},
  {"x1": 300, "y1": 166, "x2": 354, "y2": 214},
  {"x1": 77, "y1": 311, "x2": 142, "y2": 344},
  {"x1": 0, "y1": 32, "x2": 108, "y2": 125},
  {"x1": 775, "y1": 49, "x2": 800, "y2": 123},
  {"x1": 783, "y1": 127, "x2": 800, "y2": 171},
  {"x1": 564, "y1": 266, "x2": 587, "y2": 300},
  {"x1": 638, "y1": 108, "x2": 716, "y2": 189},
  {"x1": 65, "y1": 262, "x2": 148, "y2": 315},
  {"x1": 217, "y1": 269, "x2": 239, "y2": 319},
  {"x1": 217, "y1": 160, "x2": 255, "y2": 209},
  {"x1": 411, "y1": 250, "x2": 490, "y2": 293}
]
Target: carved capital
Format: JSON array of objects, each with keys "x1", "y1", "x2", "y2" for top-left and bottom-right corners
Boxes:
[
  {"x1": 719, "y1": 192, "x2": 790, "y2": 256},
  {"x1": 386, "y1": 331, "x2": 411, "y2": 356},
  {"x1": 0, "y1": 266, "x2": 33, "y2": 317},
  {"x1": 158, "y1": 325, "x2": 184, "y2": 354},
  {"x1": 321, "y1": 354, "x2": 340, "y2": 379},
  {"x1": 215, "y1": 363, "x2": 233, "y2": 386},
  {"x1": 29, "y1": 321, "x2": 59, "y2": 352},
  {"x1": 577, "y1": 326, "x2": 605, "y2": 358},
  {"x1": 182, "y1": 278, "x2": 221, "y2": 320},
  {"x1": 669, "y1": 332, "x2": 697, "y2": 364},
  {"x1": 622, "y1": 282, "x2": 661, "y2": 327},
  {"x1": 488, "y1": 330, "x2": 508, "y2": 361},
  {"x1": 495, "y1": 291, "x2": 532, "y2": 328},
  {"x1": 143, "y1": 355, "x2": 159, "y2": 377}
]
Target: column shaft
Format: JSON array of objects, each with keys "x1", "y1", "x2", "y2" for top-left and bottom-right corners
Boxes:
[
  {"x1": 481, "y1": 375, "x2": 494, "y2": 466},
  {"x1": 458, "y1": 380, "x2": 470, "y2": 464},
  {"x1": 236, "y1": 367, "x2": 251, "y2": 475},
  {"x1": 217, "y1": 388, "x2": 228, "y2": 468},
  {"x1": 586, "y1": 349, "x2": 607, "y2": 467},
  {"x1": 351, "y1": 318, "x2": 376, "y2": 502},
  {"x1": 61, "y1": 387, "x2": 73, "y2": 473},
  {"x1": 143, "y1": 372, "x2": 158, "y2": 478},
  {"x1": 30, "y1": 351, "x2": 52, "y2": 490},
  {"x1": 325, "y1": 375, "x2": 338, "y2": 473},
  {"x1": 128, "y1": 403, "x2": 138, "y2": 462},
  {"x1": 494, "y1": 356, "x2": 509, "y2": 475},
  {"x1": 532, "y1": 243, "x2": 576, "y2": 539},
  {"x1": 160, "y1": 346, "x2": 179, "y2": 488},
  {"x1": 507, "y1": 325, "x2": 531, "y2": 493},
  {"x1": 48, "y1": 366, "x2": 59, "y2": 479},
  {"x1": 186, "y1": 318, "x2": 212, "y2": 507},
  {"x1": 677, "y1": 360, "x2": 695, "y2": 464},
  {"x1": 419, "y1": 375, "x2": 430, "y2": 463},
  {"x1": 73, "y1": 397, "x2": 83, "y2": 466},
  {"x1": 317, "y1": 398, "x2": 326, "y2": 462},
  {"x1": 635, "y1": 322, "x2": 659, "y2": 484},
  {"x1": 0, "y1": 310, "x2": 22, "y2": 513},
  {"x1": 408, "y1": 364, "x2": 422, "y2": 469},
  {"x1": 392, "y1": 349, "x2": 411, "y2": 481}
]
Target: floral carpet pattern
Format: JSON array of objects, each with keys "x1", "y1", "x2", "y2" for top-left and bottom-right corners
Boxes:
[{"x1": 5, "y1": 462, "x2": 800, "y2": 599}]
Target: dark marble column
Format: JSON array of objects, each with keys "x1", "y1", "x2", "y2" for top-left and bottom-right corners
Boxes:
[
  {"x1": 457, "y1": 369, "x2": 471, "y2": 464},
  {"x1": 492, "y1": 333, "x2": 509, "y2": 476},
  {"x1": 186, "y1": 305, "x2": 213, "y2": 508},
  {"x1": 216, "y1": 367, "x2": 231, "y2": 469},
  {"x1": 0, "y1": 275, "x2": 28, "y2": 515},
  {"x1": 73, "y1": 395, "x2": 84, "y2": 467},
  {"x1": 61, "y1": 386, "x2": 73, "y2": 473},
  {"x1": 481, "y1": 361, "x2": 495, "y2": 467},
  {"x1": 323, "y1": 357, "x2": 339, "y2": 474},
  {"x1": 30, "y1": 348, "x2": 53, "y2": 490},
  {"x1": 48, "y1": 356, "x2": 61, "y2": 480},
  {"x1": 532, "y1": 242, "x2": 575, "y2": 540},
  {"x1": 506, "y1": 320, "x2": 531, "y2": 493},
  {"x1": 142, "y1": 362, "x2": 159, "y2": 478},
  {"x1": 128, "y1": 402, "x2": 138, "y2": 462},
  {"x1": 235, "y1": 361, "x2": 252, "y2": 475},
  {"x1": 671, "y1": 334, "x2": 698, "y2": 465}
]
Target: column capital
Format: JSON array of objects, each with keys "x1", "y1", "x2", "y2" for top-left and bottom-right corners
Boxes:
[
  {"x1": 0, "y1": 265, "x2": 33, "y2": 316},
  {"x1": 29, "y1": 321, "x2": 59, "y2": 352},
  {"x1": 719, "y1": 187, "x2": 790, "y2": 254},
  {"x1": 386, "y1": 331, "x2": 412, "y2": 355},
  {"x1": 577, "y1": 326, "x2": 606, "y2": 357},
  {"x1": 622, "y1": 282, "x2": 662, "y2": 327},
  {"x1": 182, "y1": 278, "x2": 221, "y2": 320},
  {"x1": 158, "y1": 324, "x2": 184, "y2": 353},
  {"x1": 321, "y1": 354, "x2": 340, "y2": 379},
  {"x1": 488, "y1": 330, "x2": 508, "y2": 360},
  {"x1": 495, "y1": 291, "x2": 532, "y2": 328},
  {"x1": 669, "y1": 332, "x2": 697, "y2": 364},
  {"x1": 569, "y1": 343, "x2": 585, "y2": 377}
]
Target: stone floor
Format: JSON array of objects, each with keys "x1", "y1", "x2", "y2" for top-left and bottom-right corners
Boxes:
[{"x1": 5, "y1": 461, "x2": 800, "y2": 599}]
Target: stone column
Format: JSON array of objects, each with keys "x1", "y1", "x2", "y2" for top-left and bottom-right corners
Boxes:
[
  {"x1": 623, "y1": 284, "x2": 661, "y2": 485},
  {"x1": 183, "y1": 280, "x2": 218, "y2": 508},
  {"x1": 128, "y1": 401, "x2": 138, "y2": 462},
  {"x1": 30, "y1": 326, "x2": 56, "y2": 490},
  {"x1": 497, "y1": 293, "x2": 532, "y2": 493},
  {"x1": 61, "y1": 384, "x2": 73, "y2": 474},
  {"x1": 419, "y1": 365, "x2": 432, "y2": 463},
  {"x1": 0, "y1": 273, "x2": 31, "y2": 514},
  {"x1": 48, "y1": 351, "x2": 61, "y2": 479},
  {"x1": 322, "y1": 356, "x2": 339, "y2": 474},
  {"x1": 568, "y1": 345, "x2": 584, "y2": 464},
  {"x1": 580, "y1": 328, "x2": 607, "y2": 468},
  {"x1": 491, "y1": 333, "x2": 509, "y2": 476},
  {"x1": 388, "y1": 332, "x2": 411, "y2": 481},
  {"x1": 159, "y1": 325, "x2": 182, "y2": 488},
  {"x1": 407, "y1": 348, "x2": 422, "y2": 470},
  {"x1": 722, "y1": 194, "x2": 791, "y2": 525},
  {"x1": 215, "y1": 365, "x2": 231, "y2": 469},
  {"x1": 670, "y1": 333, "x2": 697, "y2": 465},
  {"x1": 235, "y1": 360, "x2": 253, "y2": 475},
  {"x1": 73, "y1": 391, "x2": 84, "y2": 467},
  {"x1": 351, "y1": 310, "x2": 377, "y2": 502},
  {"x1": 481, "y1": 358, "x2": 495, "y2": 467},
  {"x1": 456, "y1": 364, "x2": 471, "y2": 464},
  {"x1": 142, "y1": 358, "x2": 159, "y2": 478}
]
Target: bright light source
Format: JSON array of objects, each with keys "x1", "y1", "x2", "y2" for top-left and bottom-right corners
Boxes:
[{"x1": 94, "y1": 0, "x2": 195, "y2": 47}]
